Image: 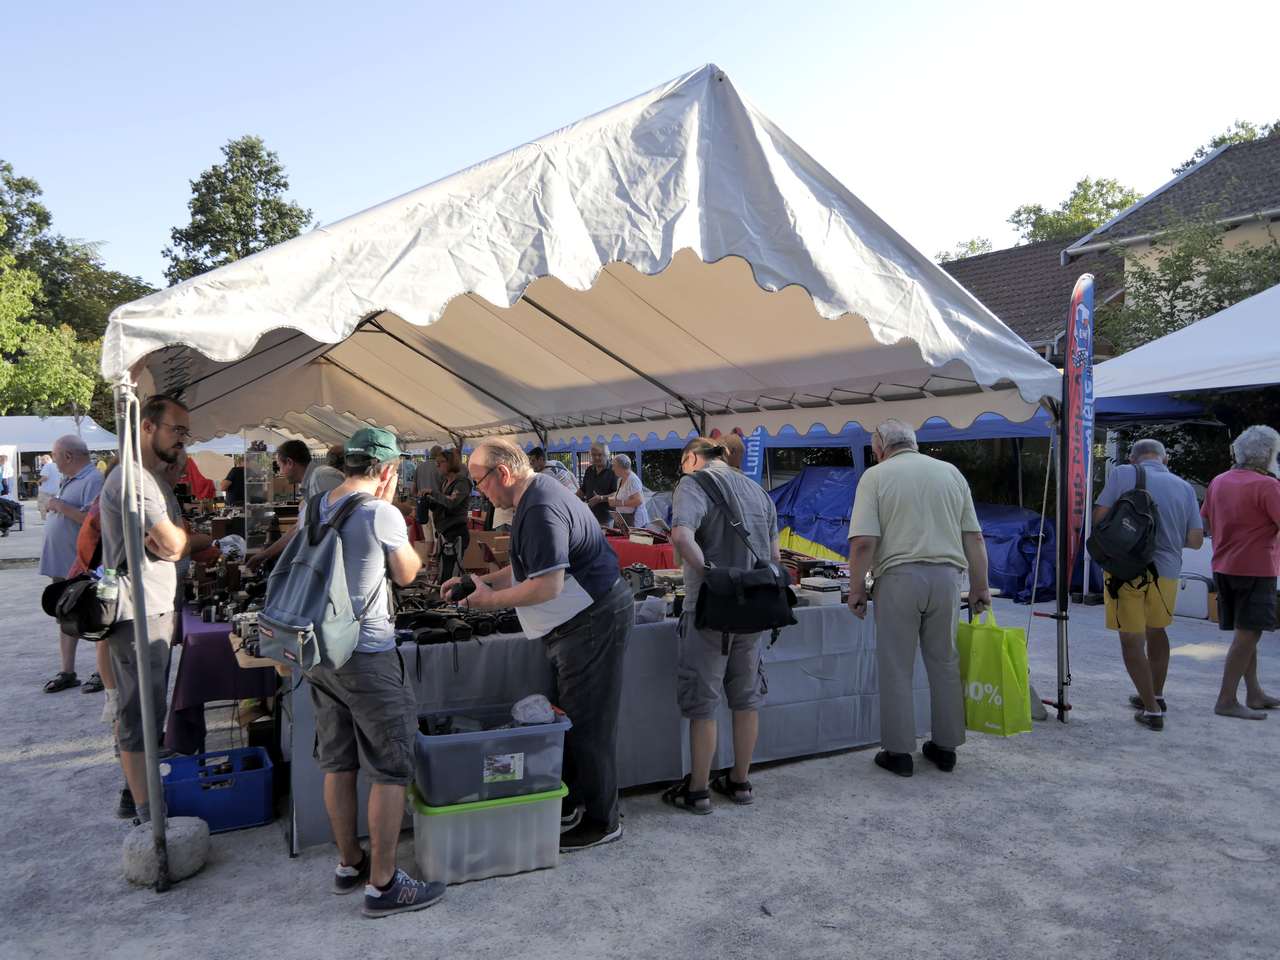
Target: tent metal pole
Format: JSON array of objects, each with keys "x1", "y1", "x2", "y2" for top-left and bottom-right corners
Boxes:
[
  {"x1": 1054, "y1": 410, "x2": 1070, "y2": 723},
  {"x1": 520, "y1": 295, "x2": 706, "y2": 436},
  {"x1": 113, "y1": 384, "x2": 170, "y2": 890},
  {"x1": 1015, "y1": 437, "x2": 1024, "y2": 508}
]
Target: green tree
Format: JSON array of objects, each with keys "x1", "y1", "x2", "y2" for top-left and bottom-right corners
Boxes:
[
  {"x1": 1008, "y1": 177, "x2": 1143, "y2": 245},
  {"x1": 1173, "y1": 118, "x2": 1280, "y2": 174},
  {"x1": 22, "y1": 234, "x2": 154, "y2": 340},
  {"x1": 1099, "y1": 217, "x2": 1280, "y2": 485},
  {"x1": 163, "y1": 135, "x2": 313, "y2": 284},
  {"x1": 0, "y1": 214, "x2": 98, "y2": 415},
  {"x1": 935, "y1": 237, "x2": 993, "y2": 263},
  {"x1": 0, "y1": 160, "x2": 52, "y2": 256}
]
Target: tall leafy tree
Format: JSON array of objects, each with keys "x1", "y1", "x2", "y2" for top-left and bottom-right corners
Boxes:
[
  {"x1": 0, "y1": 214, "x2": 97, "y2": 415},
  {"x1": 1008, "y1": 177, "x2": 1143, "y2": 245},
  {"x1": 0, "y1": 161, "x2": 154, "y2": 419},
  {"x1": 1173, "y1": 118, "x2": 1280, "y2": 174},
  {"x1": 1100, "y1": 218, "x2": 1280, "y2": 484},
  {"x1": 0, "y1": 160, "x2": 52, "y2": 256},
  {"x1": 22, "y1": 235, "x2": 154, "y2": 340},
  {"x1": 163, "y1": 135, "x2": 313, "y2": 284}
]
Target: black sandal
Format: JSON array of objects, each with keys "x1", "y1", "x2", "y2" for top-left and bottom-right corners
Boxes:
[
  {"x1": 710, "y1": 773, "x2": 754, "y2": 805},
  {"x1": 43, "y1": 672, "x2": 80, "y2": 693},
  {"x1": 81, "y1": 672, "x2": 104, "y2": 694},
  {"x1": 661, "y1": 774, "x2": 712, "y2": 815}
]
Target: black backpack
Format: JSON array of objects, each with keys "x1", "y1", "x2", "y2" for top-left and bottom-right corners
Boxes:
[
  {"x1": 1086, "y1": 464, "x2": 1160, "y2": 598},
  {"x1": 688, "y1": 470, "x2": 797, "y2": 652}
]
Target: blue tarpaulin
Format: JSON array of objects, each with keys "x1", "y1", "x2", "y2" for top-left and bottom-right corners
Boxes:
[{"x1": 768, "y1": 467, "x2": 1056, "y2": 601}]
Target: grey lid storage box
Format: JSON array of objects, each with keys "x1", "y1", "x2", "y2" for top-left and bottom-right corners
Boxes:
[
  {"x1": 409, "y1": 782, "x2": 567, "y2": 885},
  {"x1": 414, "y1": 703, "x2": 572, "y2": 806}
]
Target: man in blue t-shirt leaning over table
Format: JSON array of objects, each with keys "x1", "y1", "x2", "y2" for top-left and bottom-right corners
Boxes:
[{"x1": 443, "y1": 436, "x2": 633, "y2": 852}]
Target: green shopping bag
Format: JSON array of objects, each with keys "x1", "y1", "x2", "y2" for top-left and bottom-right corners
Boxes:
[{"x1": 955, "y1": 610, "x2": 1032, "y2": 736}]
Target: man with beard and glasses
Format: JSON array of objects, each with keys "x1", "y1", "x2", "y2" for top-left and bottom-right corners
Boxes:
[{"x1": 98, "y1": 394, "x2": 193, "y2": 823}]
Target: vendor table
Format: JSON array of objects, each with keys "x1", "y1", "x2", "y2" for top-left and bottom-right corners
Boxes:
[
  {"x1": 165, "y1": 607, "x2": 279, "y2": 755},
  {"x1": 606, "y1": 535, "x2": 675, "y2": 571},
  {"x1": 282, "y1": 604, "x2": 930, "y2": 852}
]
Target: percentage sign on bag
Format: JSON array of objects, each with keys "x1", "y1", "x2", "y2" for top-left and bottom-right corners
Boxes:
[{"x1": 982, "y1": 683, "x2": 1003, "y2": 706}]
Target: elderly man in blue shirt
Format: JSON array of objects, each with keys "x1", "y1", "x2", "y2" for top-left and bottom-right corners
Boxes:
[{"x1": 39, "y1": 434, "x2": 105, "y2": 693}]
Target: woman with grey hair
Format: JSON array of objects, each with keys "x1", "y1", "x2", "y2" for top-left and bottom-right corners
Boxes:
[
  {"x1": 607, "y1": 454, "x2": 649, "y2": 527},
  {"x1": 1232, "y1": 425, "x2": 1280, "y2": 474},
  {"x1": 1201, "y1": 424, "x2": 1280, "y2": 720}
]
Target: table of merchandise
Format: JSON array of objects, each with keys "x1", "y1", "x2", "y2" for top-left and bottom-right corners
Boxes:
[
  {"x1": 165, "y1": 607, "x2": 279, "y2": 755},
  {"x1": 605, "y1": 535, "x2": 676, "y2": 571},
  {"x1": 280, "y1": 603, "x2": 931, "y2": 852}
]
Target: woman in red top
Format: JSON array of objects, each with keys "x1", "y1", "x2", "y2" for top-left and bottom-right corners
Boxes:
[{"x1": 1201, "y1": 425, "x2": 1280, "y2": 720}]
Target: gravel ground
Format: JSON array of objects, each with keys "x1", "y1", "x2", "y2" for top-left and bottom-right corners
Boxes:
[{"x1": 1, "y1": 503, "x2": 1276, "y2": 960}]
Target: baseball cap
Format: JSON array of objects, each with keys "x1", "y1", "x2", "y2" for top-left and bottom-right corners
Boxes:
[{"x1": 344, "y1": 427, "x2": 402, "y2": 463}]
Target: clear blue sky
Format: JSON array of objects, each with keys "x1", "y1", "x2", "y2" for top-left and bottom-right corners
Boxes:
[{"x1": 5, "y1": 0, "x2": 1277, "y2": 287}]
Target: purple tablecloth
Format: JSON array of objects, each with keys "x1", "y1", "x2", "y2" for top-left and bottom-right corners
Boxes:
[{"x1": 165, "y1": 607, "x2": 278, "y2": 755}]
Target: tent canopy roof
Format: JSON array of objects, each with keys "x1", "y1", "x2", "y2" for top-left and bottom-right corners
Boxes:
[
  {"x1": 103, "y1": 65, "x2": 1060, "y2": 444},
  {"x1": 1095, "y1": 283, "x2": 1280, "y2": 399},
  {"x1": 0, "y1": 416, "x2": 117, "y2": 452}
]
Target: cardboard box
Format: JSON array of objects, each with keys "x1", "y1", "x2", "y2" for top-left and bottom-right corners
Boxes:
[{"x1": 464, "y1": 530, "x2": 507, "y2": 573}]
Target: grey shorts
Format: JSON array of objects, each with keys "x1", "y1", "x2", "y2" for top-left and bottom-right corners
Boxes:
[
  {"x1": 107, "y1": 613, "x2": 174, "y2": 753},
  {"x1": 676, "y1": 613, "x2": 768, "y2": 720},
  {"x1": 307, "y1": 649, "x2": 415, "y2": 785}
]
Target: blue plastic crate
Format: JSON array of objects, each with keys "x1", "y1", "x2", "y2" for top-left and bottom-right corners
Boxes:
[{"x1": 161, "y1": 746, "x2": 274, "y2": 833}]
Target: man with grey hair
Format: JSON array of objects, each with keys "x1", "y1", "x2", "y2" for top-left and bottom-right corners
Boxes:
[
  {"x1": 39, "y1": 434, "x2": 105, "y2": 693},
  {"x1": 1094, "y1": 438, "x2": 1202, "y2": 729},
  {"x1": 847, "y1": 419, "x2": 991, "y2": 776},
  {"x1": 1201, "y1": 425, "x2": 1280, "y2": 720},
  {"x1": 445, "y1": 436, "x2": 632, "y2": 851},
  {"x1": 578, "y1": 441, "x2": 617, "y2": 525}
]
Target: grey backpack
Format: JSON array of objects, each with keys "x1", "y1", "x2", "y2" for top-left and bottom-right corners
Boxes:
[{"x1": 257, "y1": 492, "x2": 381, "y2": 671}]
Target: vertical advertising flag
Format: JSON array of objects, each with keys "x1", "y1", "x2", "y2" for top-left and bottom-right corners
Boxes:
[{"x1": 1062, "y1": 274, "x2": 1096, "y2": 582}]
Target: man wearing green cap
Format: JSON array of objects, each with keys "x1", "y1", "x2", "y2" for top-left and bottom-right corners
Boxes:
[{"x1": 297, "y1": 426, "x2": 446, "y2": 919}]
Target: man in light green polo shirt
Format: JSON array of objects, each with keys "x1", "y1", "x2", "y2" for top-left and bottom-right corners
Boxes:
[{"x1": 847, "y1": 419, "x2": 991, "y2": 778}]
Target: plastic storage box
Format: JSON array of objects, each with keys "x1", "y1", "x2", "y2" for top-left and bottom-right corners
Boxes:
[
  {"x1": 410, "y1": 782, "x2": 566, "y2": 885},
  {"x1": 161, "y1": 746, "x2": 274, "y2": 833},
  {"x1": 414, "y1": 704, "x2": 571, "y2": 806}
]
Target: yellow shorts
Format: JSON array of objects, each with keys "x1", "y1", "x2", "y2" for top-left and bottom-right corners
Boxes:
[{"x1": 1104, "y1": 576, "x2": 1178, "y2": 632}]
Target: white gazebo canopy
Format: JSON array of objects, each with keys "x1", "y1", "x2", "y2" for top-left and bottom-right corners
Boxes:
[
  {"x1": 0, "y1": 415, "x2": 118, "y2": 452},
  {"x1": 1095, "y1": 283, "x2": 1280, "y2": 399},
  {"x1": 102, "y1": 64, "x2": 1060, "y2": 445}
]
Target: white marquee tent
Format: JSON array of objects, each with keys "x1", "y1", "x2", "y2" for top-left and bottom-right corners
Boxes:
[
  {"x1": 100, "y1": 64, "x2": 1072, "y2": 882},
  {"x1": 1095, "y1": 282, "x2": 1280, "y2": 399},
  {"x1": 102, "y1": 64, "x2": 1060, "y2": 447},
  {"x1": 0, "y1": 415, "x2": 117, "y2": 452}
]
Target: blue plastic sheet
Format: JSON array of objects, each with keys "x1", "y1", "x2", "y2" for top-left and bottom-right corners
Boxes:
[{"x1": 768, "y1": 468, "x2": 1056, "y2": 602}]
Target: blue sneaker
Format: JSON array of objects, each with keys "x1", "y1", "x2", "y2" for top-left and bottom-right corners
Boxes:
[
  {"x1": 332, "y1": 852, "x2": 369, "y2": 894},
  {"x1": 362, "y1": 868, "x2": 446, "y2": 919}
]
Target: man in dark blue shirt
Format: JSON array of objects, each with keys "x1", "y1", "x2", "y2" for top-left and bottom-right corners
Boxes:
[{"x1": 444, "y1": 437, "x2": 632, "y2": 852}]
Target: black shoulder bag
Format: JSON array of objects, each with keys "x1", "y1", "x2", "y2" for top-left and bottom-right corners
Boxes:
[{"x1": 688, "y1": 470, "x2": 797, "y2": 652}]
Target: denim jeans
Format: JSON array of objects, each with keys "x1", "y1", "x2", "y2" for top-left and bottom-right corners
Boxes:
[{"x1": 542, "y1": 577, "x2": 633, "y2": 830}]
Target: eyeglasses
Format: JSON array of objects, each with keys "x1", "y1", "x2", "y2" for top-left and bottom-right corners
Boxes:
[
  {"x1": 471, "y1": 465, "x2": 497, "y2": 488},
  {"x1": 158, "y1": 421, "x2": 191, "y2": 439}
]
